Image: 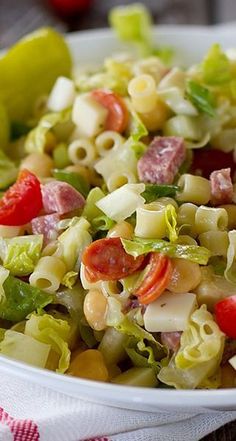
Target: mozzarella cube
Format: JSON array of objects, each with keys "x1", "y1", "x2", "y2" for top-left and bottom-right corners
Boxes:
[
  {"x1": 96, "y1": 183, "x2": 145, "y2": 222},
  {"x1": 229, "y1": 355, "x2": 236, "y2": 370},
  {"x1": 72, "y1": 94, "x2": 108, "y2": 138},
  {"x1": 144, "y1": 292, "x2": 197, "y2": 333},
  {"x1": 47, "y1": 76, "x2": 75, "y2": 112}
]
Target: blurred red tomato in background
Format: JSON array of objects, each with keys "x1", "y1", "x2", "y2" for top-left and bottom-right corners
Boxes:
[{"x1": 49, "y1": 0, "x2": 93, "y2": 16}]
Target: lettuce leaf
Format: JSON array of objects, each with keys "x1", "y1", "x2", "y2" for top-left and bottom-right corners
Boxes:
[
  {"x1": 53, "y1": 169, "x2": 90, "y2": 198},
  {"x1": 55, "y1": 283, "x2": 97, "y2": 348},
  {"x1": 0, "y1": 150, "x2": 18, "y2": 189},
  {"x1": 122, "y1": 237, "x2": 211, "y2": 264},
  {"x1": 91, "y1": 215, "x2": 115, "y2": 233},
  {"x1": 116, "y1": 316, "x2": 166, "y2": 373},
  {"x1": 164, "y1": 204, "x2": 178, "y2": 242},
  {"x1": 158, "y1": 306, "x2": 224, "y2": 389},
  {"x1": 0, "y1": 235, "x2": 43, "y2": 276},
  {"x1": 202, "y1": 44, "x2": 231, "y2": 85},
  {"x1": 128, "y1": 102, "x2": 148, "y2": 142},
  {"x1": 62, "y1": 271, "x2": 78, "y2": 289},
  {"x1": 82, "y1": 187, "x2": 105, "y2": 223},
  {"x1": 109, "y1": 4, "x2": 152, "y2": 49},
  {"x1": 0, "y1": 329, "x2": 51, "y2": 368},
  {"x1": 0, "y1": 276, "x2": 52, "y2": 322},
  {"x1": 186, "y1": 80, "x2": 216, "y2": 117},
  {"x1": 25, "y1": 109, "x2": 71, "y2": 154},
  {"x1": 52, "y1": 143, "x2": 70, "y2": 169},
  {"x1": 58, "y1": 217, "x2": 92, "y2": 271},
  {"x1": 24, "y1": 313, "x2": 71, "y2": 373},
  {"x1": 141, "y1": 184, "x2": 179, "y2": 203},
  {"x1": 224, "y1": 230, "x2": 236, "y2": 284}
]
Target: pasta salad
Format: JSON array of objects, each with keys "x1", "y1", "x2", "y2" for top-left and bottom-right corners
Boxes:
[{"x1": 0, "y1": 4, "x2": 236, "y2": 389}]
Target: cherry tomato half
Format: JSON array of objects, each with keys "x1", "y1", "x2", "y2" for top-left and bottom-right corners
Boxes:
[
  {"x1": 82, "y1": 237, "x2": 144, "y2": 282},
  {"x1": 91, "y1": 89, "x2": 129, "y2": 133},
  {"x1": 0, "y1": 169, "x2": 42, "y2": 226},
  {"x1": 215, "y1": 295, "x2": 236, "y2": 339}
]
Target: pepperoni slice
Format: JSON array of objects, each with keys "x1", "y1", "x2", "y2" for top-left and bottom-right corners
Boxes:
[
  {"x1": 82, "y1": 237, "x2": 145, "y2": 282},
  {"x1": 91, "y1": 89, "x2": 129, "y2": 133}
]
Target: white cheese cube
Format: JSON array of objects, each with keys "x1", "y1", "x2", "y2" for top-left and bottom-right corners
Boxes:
[
  {"x1": 72, "y1": 94, "x2": 108, "y2": 138},
  {"x1": 47, "y1": 76, "x2": 75, "y2": 112},
  {"x1": 143, "y1": 292, "x2": 197, "y2": 333},
  {"x1": 229, "y1": 355, "x2": 236, "y2": 370},
  {"x1": 96, "y1": 183, "x2": 145, "y2": 222}
]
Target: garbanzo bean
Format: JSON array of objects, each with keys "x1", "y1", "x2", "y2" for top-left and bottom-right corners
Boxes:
[{"x1": 83, "y1": 289, "x2": 108, "y2": 331}]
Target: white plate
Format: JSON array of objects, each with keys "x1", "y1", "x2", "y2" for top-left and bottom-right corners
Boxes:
[{"x1": 1, "y1": 25, "x2": 236, "y2": 412}]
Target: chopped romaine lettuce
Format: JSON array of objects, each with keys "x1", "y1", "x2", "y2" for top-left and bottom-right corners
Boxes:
[
  {"x1": 0, "y1": 150, "x2": 18, "y2": 189},
  {"x1": 25, "y1": 109, "x2": 71, "y2": 154},
  {"x1": 128, "y1": 102, "x2": 148, "y2": 142},
  {"x1": 130, "y1": 141, "x2": 147, "y2": 159},
  {"x1": 0, "y1": 329, "x2": 50, "y2": 368},
  {"x1": 125, "y1": 336, "x2": 162, "y2": 373},
  {"x1": 165, "y1": 204, "x2": 178, "y2": 242},
  {"x1": 158, "y1": 306, "x2": 224, "y2": 389},
  {"x1": 25, "y1": 313, "x2": 70, "y2": 373},
  {"x1": 55, "y1": 283, "x2": 97, "y2": 348},
  {"x1": 202, "y1": 44, "x2": 231, "y2": 85},
  {"x1": 122, "y1": 237, "x2": 211, "y2": 265},
  {"x1": 186, "y1": 80, "x2": 216, "y2": 117},
  {"x1": 52, "y1": 143, "x2": 70, "y2": 169},
  {"x1": 0, "y1": 28, "x2": 72, "y2": 122},
  {"x1": 62, "y1": 271, "x2": 78, "y2": 289},
  {"x1": 58, "y1": 217, "x2": 92, "y2": 271},
  {"x1": 224, "y1": 230, "x2": 236, "y2": 284},
  {"x1": 109, "y1": 3, "x2": 152, "y2": 48},
  {"x1": 53, "y1": 169, "x2": 90, "y2": 198},
  {"x1": 141, "y1": 184, "x2": 179, "y2": 203},
  {"x1": 0, "y1": 235, "x2": 43, "y2": 276},
  {"x1": 91, "y1": 215, "x2": 115, "y2": 233},
  {"x1": 0, "y1": 276, "x2": 52, "y2": 322},
  {"x1": 82, "y1": 187, "x2": 105, "y2": 223}
]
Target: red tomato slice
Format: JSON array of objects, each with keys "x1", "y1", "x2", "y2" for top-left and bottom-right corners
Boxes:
[
  {"x1": 0, "y1": 169, "x2": 42, "y2": 226},
  {"x1": 82, "y1": 237, "x2": 144, "y2": 282},
  {"x1": 135, "y1": 253, "x2": 173, "y2": 305},
  {"x1": 215, "y1": 295, "x2": 236, "y2": 338},
  {"x1": 191, "y1": 148, "x2": 236, "y2": 179},
  {"x1": 91, "y1": 89, "x2": 129, "y2": 133}
]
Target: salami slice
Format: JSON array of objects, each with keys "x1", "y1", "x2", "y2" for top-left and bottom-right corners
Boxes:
[
  {"x1": 137, "y1": 136, "x2": 185, "y2": 184},
  {"x1": 41, "y1": 180, "x2": 85, "y2": 215},
  {"x1": 210, "y1": 168, "x2": 233, "y2": 205},
  {"x1": 31, "y1": 213, "x2": 60, "y2": 244},
  {"x1": 161, "y1": 331, "x2": 182, "y2": 352}
]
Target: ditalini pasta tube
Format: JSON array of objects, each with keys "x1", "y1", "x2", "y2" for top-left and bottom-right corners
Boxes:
[
  {"x1": 29, "y1": 256, "x2": 66, "y2": 293},
  {"x1": 177, "y1": 174, "x2": 211, "y2": 205},
  {"x1": 107, "y1": 170, "x2": 136, "y2": 192},
  {"x1": 199, "y1": 231, "x2": 229, "y2": 257},
  {"x1": 177, "y1": 203, "x2": 198, "y2": 237},
  {"x1": 135, "y1": 203, "x2": 167, "y2": 239},
  {"x1": 95, "y1": 131, "x2": 124, "y2": 157},
  {"x1": 68, "y1": 139, "x2": 97, "y2": 166},
  {"x1": 128, "y1": 74, "x2": 157, "y2": 113},
  {"x1": 195, "y1": 206, "x2": 228, "y2": 234}
]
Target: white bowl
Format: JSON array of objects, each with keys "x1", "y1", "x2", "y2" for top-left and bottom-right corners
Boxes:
[{"x1": 1, "y1": 25, "x2": 236, "y2": 412}]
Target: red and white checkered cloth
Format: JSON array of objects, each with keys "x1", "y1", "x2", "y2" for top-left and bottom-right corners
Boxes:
[{"x1": 0, "y1": 371, "x2": 236, "y2": 441}]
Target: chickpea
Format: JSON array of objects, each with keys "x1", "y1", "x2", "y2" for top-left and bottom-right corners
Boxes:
[
  {"x1": 108, "y1": 221, "x2": 134, "y2": 240},
  {"x1": 83, "y1": 289, "x2": 108, "y2": 331},
  {"x1": 20, "y1": 152, "x2": 54, "y2": 178},
  {"x1": 168, "y1": 258, "x2": 202, "y2": 293},
  {"x1": 68, "y1": 349, "x2": 109, "y2": 382}
]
